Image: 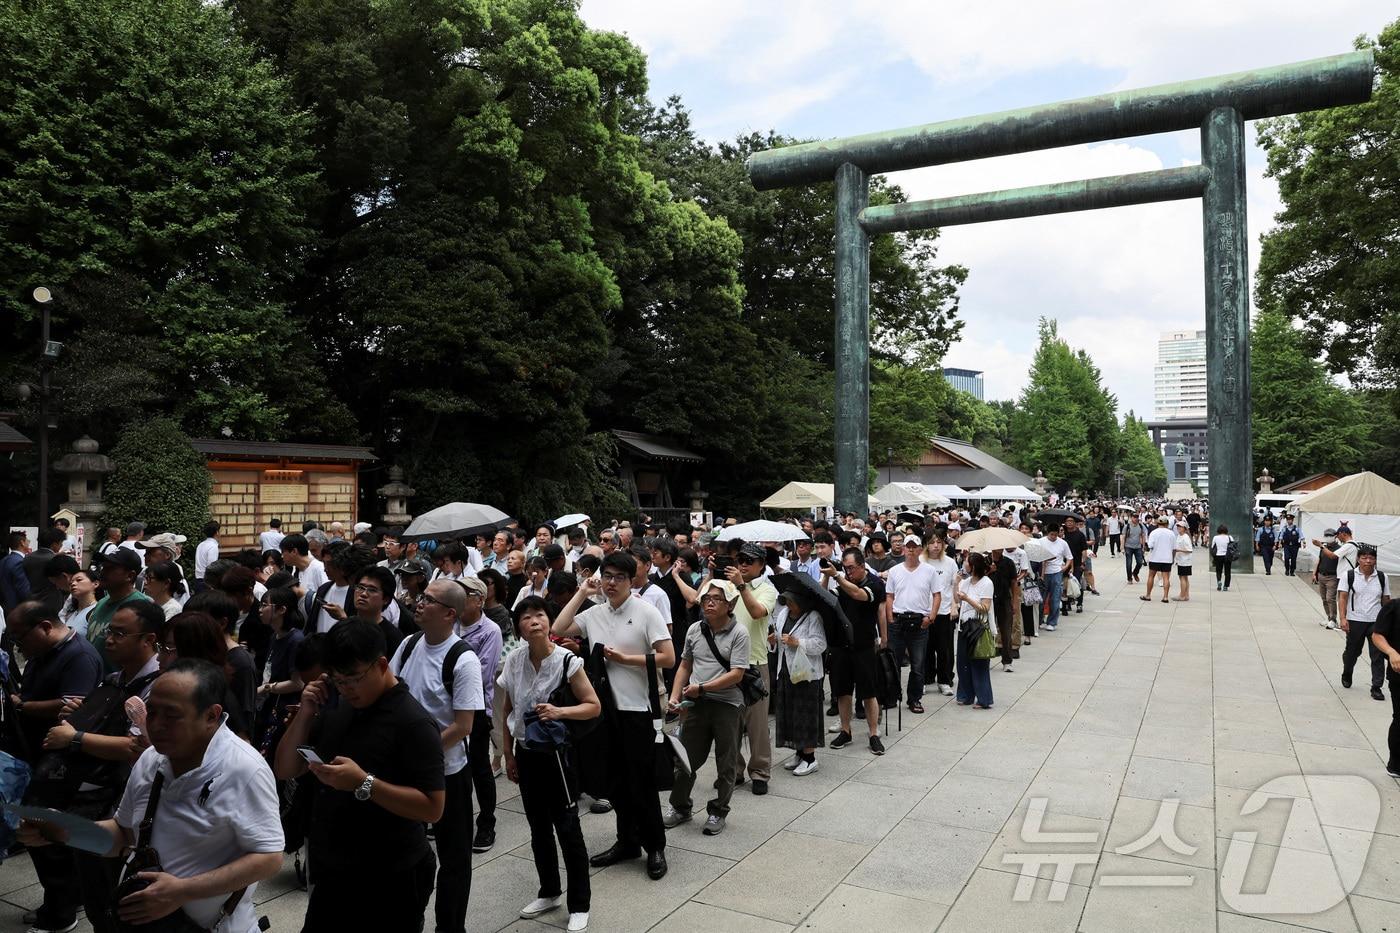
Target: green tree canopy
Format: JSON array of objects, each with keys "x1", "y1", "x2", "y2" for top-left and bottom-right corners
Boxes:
[
  {"x1": 1117, "y1": 411, "x2": 1167, "y2": 496},
  {"x1": 1250, "y1": 306, "x2": 1371, "y2": 483},
  {"x1": 1256, "y1": 21, "x2": 1400, "y2": 389},
  {"x1": 0, "y1": 0, "x2": 346, "y2": 439},
  {"x1": 102, "y1": 417, "x2": 211, "y2": 543}
]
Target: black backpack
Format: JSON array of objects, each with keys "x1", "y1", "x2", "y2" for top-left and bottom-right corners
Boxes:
[
  {"x1": 1346, "y1": 569, "x2": 1389, "y2": 597},
  {"x1": 875, "y1": 647, "x2": 901, "y2": 711},
  {"x1": 392, "y1": 632, "x2": 473, "y2": 753}
]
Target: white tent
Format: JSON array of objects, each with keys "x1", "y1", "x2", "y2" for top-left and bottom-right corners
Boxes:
[
  {"x1": 872, "y1": 482, "x2": 951, "y2": 509},
  {"x1": 967, "y1": 484, "x2": 1043, "y2": 502},
  {"x1": 923, "y1": 484, "x2": 972, "y2": 501},
  {"x1": 1293, "y1": 471, "x2": 1400, "y2": 575},
  {"x1": 760, "y1": 481, "x2": 879, "y2": 511}
]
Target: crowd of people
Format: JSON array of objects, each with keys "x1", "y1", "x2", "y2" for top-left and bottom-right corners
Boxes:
[{"x1": 0, "y1": 492, "x2": 1395, "y2": 932}]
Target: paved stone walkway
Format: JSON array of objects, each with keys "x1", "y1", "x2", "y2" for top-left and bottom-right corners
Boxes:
[{"x1": 2, "y1": 549, "x2": 1397, "y2": 931}]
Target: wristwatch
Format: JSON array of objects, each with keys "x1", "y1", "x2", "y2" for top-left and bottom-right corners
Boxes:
[
  {"x1": 69, "y1": 730, "x2": 85, "y2": 751},
  {"x1": 354, "y1": 773, "x2": 376, "y2": 802}
]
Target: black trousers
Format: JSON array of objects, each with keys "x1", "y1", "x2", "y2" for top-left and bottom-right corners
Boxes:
[
  {"x1": 77, "y1": 849, "x2": 120, "y2": 933},
  {"x1": 923, "y1": 614, "x2": 954, "y2": 687},
  {"x1": 1283, "y1": 546, "x2": 1300, "y2": 575},
  {"x1": 30, "y1": 841, "x2": 80, "y2": 926},
  {"x1": 434, "y1": 769, "x2": 474, "y2": 933},
  {"x1": 605, "y1": 710, "x2": 666, "y2": 855},
  {"x1": 518, "y1": 744, "x2": 591, "y2": 912},
  {"x1": 1021, "y1": 600, "x2": 1037, "y2": 639},
  {"x1": 469, "y1": 712, "x2": 496, "y2": 832},
  {"x1": 1343, "y1": 618, "x2": 1385, "y2": 690},
  {"x1": 1214, "y1": 555, "x2": 1232, "y2": 588},
  {"x1": 1388, "y1": 676, "x2": 1400, "y2": 772},
  {"x1": 302, "y1": 850, "x2": 436, "y2": 932}
]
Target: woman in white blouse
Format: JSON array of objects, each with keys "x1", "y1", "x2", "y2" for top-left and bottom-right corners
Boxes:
[
  {"x1": 770, "y1": 589, "x2": 828, "y2": 776},
  {"x1": 142, "y1": 560, "x2": 187, "y2": 620},
  {"x1": 500, "y1": 595, "x2": 601, "y2": 933},
  {"x1": 953, "y1": 552, "x2": 996, "y2": 709}
]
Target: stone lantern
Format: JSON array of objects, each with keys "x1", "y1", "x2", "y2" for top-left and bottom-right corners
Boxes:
[
  {"x1": 377, "y1": 466, "x2": 415, "y2": 526},
  {"x1": 1033, "y1": 469, "x2": 1049, "y2": 498},
  {"x1": 53, "y1": 435, "x2": 114, "y2": 565},
  {"x1": 688, "y1": 480, "x2": 709, "y2": 513},
  {"x1": 1256, "y1": 468, "x2": 1274, "y2": 495}
]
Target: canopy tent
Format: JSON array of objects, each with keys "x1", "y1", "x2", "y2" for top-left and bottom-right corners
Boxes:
[
  {"x1": 760, "y1": 481, "x2": 879, "y2": 511},
  {"x1": 966, "y1": 484, "x2": 1043, "y2": 502},
  {"x1": 871, "y1": 482, "x2": 951, "y2": 509},
  {"x1": 1291, "y1": 471, "x2": 1400, "y2": 575},
  {"x1": 922, "y1": 484, "x2": 972, "y2": 501}
]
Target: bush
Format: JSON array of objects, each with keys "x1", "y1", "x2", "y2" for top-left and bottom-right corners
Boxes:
[{"x1": 102, "y1": 418, "x2": 211, "y2": 549}]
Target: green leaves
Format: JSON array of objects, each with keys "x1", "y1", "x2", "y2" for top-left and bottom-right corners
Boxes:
[{"x1": 101, "y1": 417, "x2": 212, "y2": 542}]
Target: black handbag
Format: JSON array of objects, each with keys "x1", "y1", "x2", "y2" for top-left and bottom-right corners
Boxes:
[
  {"x1": 546, "y1": 656, "x2": 599, "y2": 741},
  {"x1": 697, "y1": 624, "x2": 768, "y2": 707},
  {"x1": 111, "y1": 772, "x2": 246, "y2": 932},
  {"x1": 645, "y1": 653, "x2": 690, "y2": 791}
]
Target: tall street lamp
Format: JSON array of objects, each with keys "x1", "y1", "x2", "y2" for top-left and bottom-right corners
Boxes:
[
  {"x1": 1114, "y1": 468, "x2": 1125, "y2": 500},
  {"x1": 886, "y1": 446, "x2": 893, "y2": 486},
  {"x1": 32, "y1": 287, "x2": 61, "y2": 526}
]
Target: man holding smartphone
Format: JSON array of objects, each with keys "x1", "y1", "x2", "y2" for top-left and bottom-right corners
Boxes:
[{"x1": 274, "y1": 620, "x2": 446, "y2": 931}]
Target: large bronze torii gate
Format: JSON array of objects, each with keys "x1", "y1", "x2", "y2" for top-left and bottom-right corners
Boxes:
[{"x1": 747, "y1": 51, "x2": 1373, "y2": 572}]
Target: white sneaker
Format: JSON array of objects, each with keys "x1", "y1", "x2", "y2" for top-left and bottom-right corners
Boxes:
[
  {"x1": 793, "y1": 758, "x2": 820, "y2": 776},
  {"x1": 939, "y1": 684, "x2": 954, "y2": 696},
  {"x1": 1002, "y1": 664, "x2": 1014, "y2": 673},
  {"x1": 520, "y1": 896, "x2": 562, "y2": 919},
  {"x1": 827, "y1": 722, "x2": 843, "y2": 733},
  {"x1": 783, "y1": 758, "x2": 800, "y2": 771},
  {"x1": 568, "y1": 912, "x2": 590, "y2": 932}
]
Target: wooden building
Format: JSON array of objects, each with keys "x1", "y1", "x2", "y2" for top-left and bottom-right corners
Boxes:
[
  {"x1": 1276, "y1": 472, "x2": 1341, "y2": 495},
  {"x1": 193, "y1": 439, "x2": 378, "y2": 550}
]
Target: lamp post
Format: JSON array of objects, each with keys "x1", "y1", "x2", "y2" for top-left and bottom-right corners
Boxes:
[
  {"x1": 32, "y1": 287, "x2": 59, "y2": 527},
  {"x1": 886, "y1": 446, "x2": 893, "y2": 486},
  {"x1": 1114, "y1": 468, "x2": 1125, "y2": 501}
]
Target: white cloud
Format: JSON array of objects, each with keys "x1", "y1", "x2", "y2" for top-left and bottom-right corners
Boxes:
[{"x1": 579, "y1": 1, "x2": 1389, "y2": 413}]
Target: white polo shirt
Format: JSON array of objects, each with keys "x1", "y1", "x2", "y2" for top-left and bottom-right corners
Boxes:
[
  {"x1": 574, "y1": 595, "x2": 670, "y2": 712},
  {"x1": 1339, "y1": 568, "x2": 1387, "y2": 623},
  {"x1": 115, "y1": 720, "x2": 283, "y2": 933}
]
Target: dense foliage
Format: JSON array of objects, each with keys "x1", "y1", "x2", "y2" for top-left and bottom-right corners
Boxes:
[{"x1": 102, "y1": 418, "x2": 212, "y2": 541}]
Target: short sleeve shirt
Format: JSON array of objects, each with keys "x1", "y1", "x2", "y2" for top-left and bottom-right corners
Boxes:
[
  {"x1": 1338, "y1": 569, "x2": 1387, "y2": 623},
  {"x1": 1147, "y1": 528, "x2": 1177, "y2": 563},
  {"x1": 681, "y1": 619, "x2": 750, "y2": 707},
  {"x1": 1040, "y1": 538, "x2": 1073, "y2": 574},
  {"x1": 1371, "y1": 602, "x2": 1400, "y2": 680},
  {"x1": 389, "y1": 634, "x2": 484, "y2": 776},
  {"x1": 309, "y1": 682, "x2": 445, "y2": 871},
  {"x1": 1175, "y1": 534, "x2": 1194, "y2": 566},
  {"x1": 887, "y1": 561, "x2": 939, "y2": 615},
  {"x1": 924, "y1": 556, "x2": 959, "y2": 613},
  {"x1": 1333, "y1": 542, "x2": 1359, "y2": 574},
  {"x1": 116, "y1": 725, "x2": 283, "y2": 933},
  {"x1": 498, "y1": 646, "x2": 585, "y2": 740},
  {"x1": 837, "y1": 571, "x2": 886, "y2": 648},
  {"x1": 575, "y1": 596, "x2": 671, "y2": 712},
  {"x1": 733, "y1": 577, "x2": 778, "y2": 667}
]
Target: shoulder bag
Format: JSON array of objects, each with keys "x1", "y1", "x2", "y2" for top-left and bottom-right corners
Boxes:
[
  {"x1": 545, "y1": 654, "x2": 600, "y2": 741},
  {"x1": 111, "y1": 772, "x2": 248, "y2": 933},
  {"x1": 645, "y1": 652, "x2": 690, "y2": 791},
  {"x1": 697, "y1": 624, "x2": 768, "y2": 707}
]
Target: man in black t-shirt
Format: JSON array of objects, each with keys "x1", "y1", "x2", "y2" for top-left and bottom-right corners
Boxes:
[
  {"x1": 822, "y1": 549, "x2": 888, "y2": 756},
  {"x1": 1062, "y1": 518, "x2": 1089, "y2": 614},
  {"x1": 275, "y1": 620, "x2": 445, "y2": 932},
  {"x1": 1313, "y1": 531, "x2": 1342, "y2": 630},
  {"x1": 1370, "y1": 602, "x2": 1400, "y2": 777}
]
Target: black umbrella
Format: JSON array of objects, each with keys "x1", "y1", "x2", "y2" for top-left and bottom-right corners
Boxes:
[
  {"x1": 1034, "y1": 507, "x2": 1086, "y2": 525},
  {"x1": 896, "y1": 511, "x2": 926, "y2": 525},
  {"x1": 772, "y1": 571, "x2": 854, "y2": 649}
]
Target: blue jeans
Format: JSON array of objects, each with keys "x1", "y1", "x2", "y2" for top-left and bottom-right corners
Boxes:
[
  {"x1": 956, "y1": 639, "x2": 993, "y2": 707},
  {"x1": 1044, "y1": 571, "x2": 1064, "y2": 628},
  {"x1": 888, "y1": 616, "x2": 929, "y2": 704},
  {"x1": 1125, "y1": 547, "x2": 1144, "y2": 579}
]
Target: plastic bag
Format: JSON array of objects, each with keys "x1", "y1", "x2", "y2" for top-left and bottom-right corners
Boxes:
[
  {"x1": 1064, "y1": 573, "x2": 1081, "y2": 600},
  {"x1": 788, "y1": 646, "x2": 816, "y2": 684}
]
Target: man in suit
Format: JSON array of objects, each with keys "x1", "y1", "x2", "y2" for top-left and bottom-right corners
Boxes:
[
  {"x1": 22, "y1": 528, "x2": 65, "y2": 615},
  {"x1": 1, "y1": 530, "x2": 30, "y2": 614}
]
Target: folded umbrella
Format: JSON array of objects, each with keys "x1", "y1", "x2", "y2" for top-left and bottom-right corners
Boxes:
[
  {"x1": 402, "y1": 502, "x2": 513, "y2": 542},
  {"x1": 771, "y1": 571, "x2": 854, "y2": 648}
]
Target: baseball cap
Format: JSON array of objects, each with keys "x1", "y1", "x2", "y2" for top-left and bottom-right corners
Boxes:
[
  {"x1": 700, "y1": 578, "x2": 738, "y2": 602},
  {"x1": 738, "y1": 542, "x2": 766, "y2": 562},
  {"x1": 1336, "y1": 526, "x2": 1353, "y2": 537},
  {"x1": 98, "y1": 548, "x2": 142, "y2": 573},
  {"x1": 139, "y1": 532, "x2": 187, "y2": 550},
  {"x1": 353, "y1": 522, "x2": 372, "y2": 534},
  {"x1": 455, "y1": 576, "x2": 487, "y2": 597},
  {"x1": 393, "y1": 558, "x2": 429, "y2": 577},
  {"x1": 904, "y1": 535, "x2": 922, "y2": 548}
]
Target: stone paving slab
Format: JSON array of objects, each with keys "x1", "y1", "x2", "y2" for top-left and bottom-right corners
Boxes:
[{"x1": 5, "y1": 550, "x2": 1399, "y2": 932}]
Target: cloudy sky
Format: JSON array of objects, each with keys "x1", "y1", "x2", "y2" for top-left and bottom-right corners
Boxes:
[{"x1": 579, "y1": 1, "x2": 1391, "y2": 418}]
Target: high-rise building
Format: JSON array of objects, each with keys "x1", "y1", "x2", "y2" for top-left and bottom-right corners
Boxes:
[
  {"x1": 942, "y1": 368, "x2": 984, "y2": 400},
  {"x1": 1153, "y1": 330, "x2": 1207, "y2": 420}
]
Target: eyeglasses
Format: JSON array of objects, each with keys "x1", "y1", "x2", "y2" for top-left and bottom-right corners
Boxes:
[
  {"x1": 601, "y1": 573, "x2": 630, "y2": 584},
  {"x1": 417, "y1": 593, "x2": 445, "y2": 608},
  {"x1": 353, "y1": 584, "x2": 383, "y2": 596},
  {"x1": 105, "y1": 629, "x2": 141, "y2": 641},
  {"x1": 331, "y1": 667, "x2": 374, "y2": 690},
  {"x1": 156, "y1": 642, "x2": 175, "y2": 653},
  {"x1": 700, "y1": 592, "x2": 727, "y2": 603}
]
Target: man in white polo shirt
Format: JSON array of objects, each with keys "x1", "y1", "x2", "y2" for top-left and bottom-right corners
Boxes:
[
  {"x1": 1339, "y1": 545, "x2": 1392, "y2": 701},
  {"x1": 553, "y1": 551, "x2": 674, "y2": 881},
  {"x1": 20, "y1": 659, "x2": 283, "y2": 933},
  {"x1": 1039, "y1": 527, "x2": 1073, "y2": 632}
]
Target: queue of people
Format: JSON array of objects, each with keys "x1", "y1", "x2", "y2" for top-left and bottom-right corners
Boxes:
[{"x1": 2, "y1": 494, "x2": 1396, "y2": 933}]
